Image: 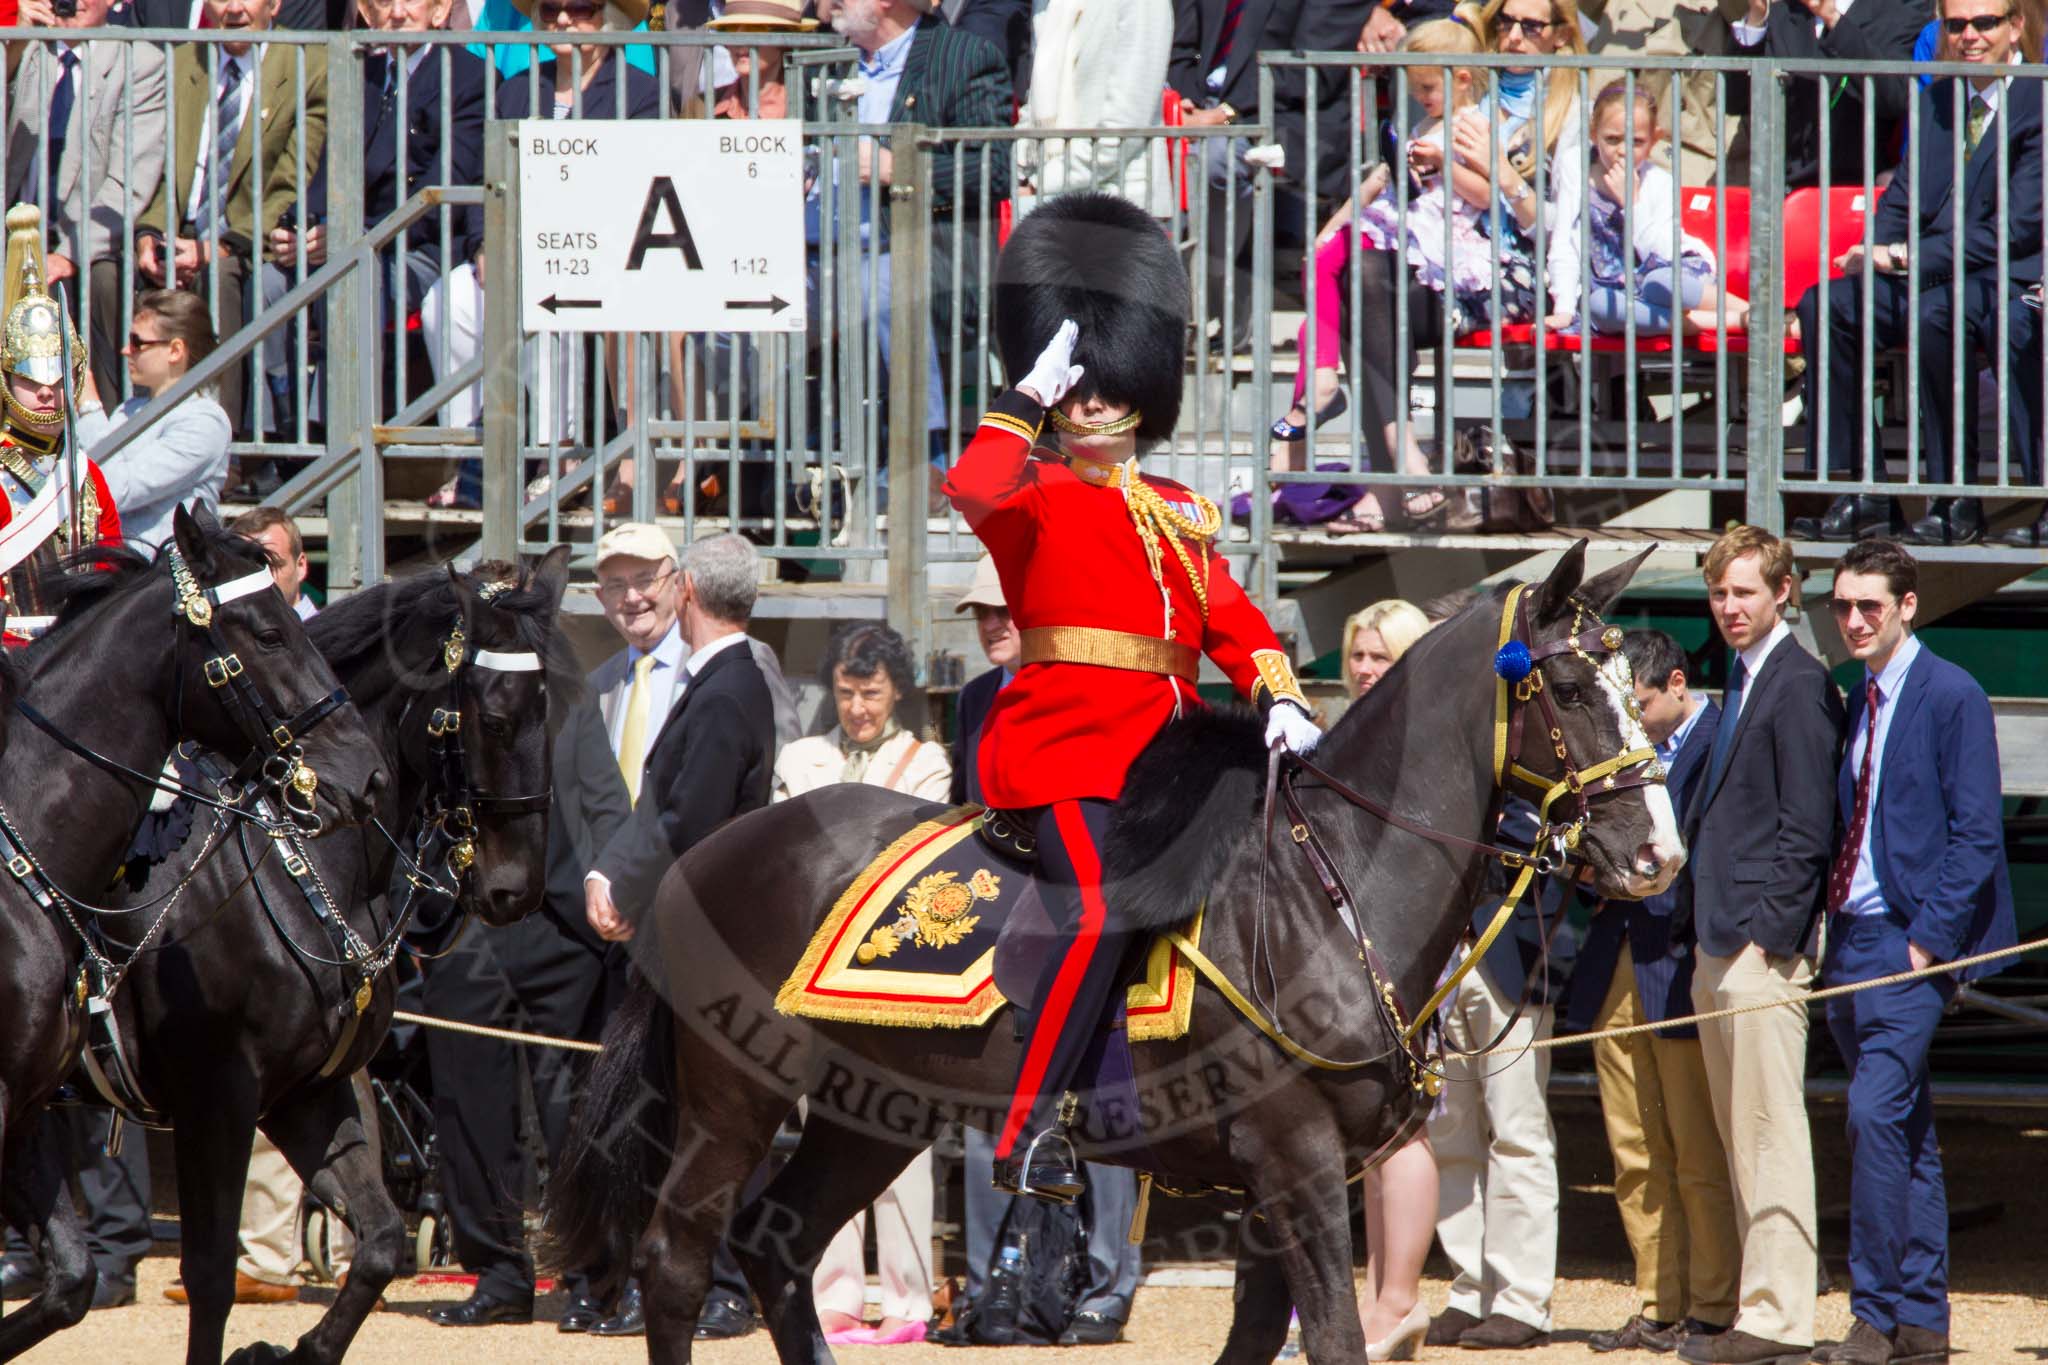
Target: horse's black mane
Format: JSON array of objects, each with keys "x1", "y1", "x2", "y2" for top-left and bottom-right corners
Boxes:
[
  {"x1": 1101, "y1": 582, "x2": 1516, "y2": 931},
  {"x1": 306, "y1": 559, "x2": 582, "y2": 708},
  {"x1": 26, "y1": 526, "x2": 270, "y2": 654}
]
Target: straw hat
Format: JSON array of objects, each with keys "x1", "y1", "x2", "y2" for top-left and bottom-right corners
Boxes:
[
  {"x1": 508, "y1": 0, "x2": 651, "y2": 31},
  {"x1": 704, "y1": 0, "x2": 818, "y2": 31}
]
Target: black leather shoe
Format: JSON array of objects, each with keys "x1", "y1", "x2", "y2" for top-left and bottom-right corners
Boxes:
[
  {"x1": 593, "y1": 1281, "x2": 647, "y2": 1337},
  {"x1": 2000, "y1": 508, "x2": 2048, "y2": 547},
  {"x1": 1798, "y1": 493, "x2": 1903, "y2": 542},
  {"x1": 0, "y1": 1260, "x2": 44, "y2": 1301},
  {"x1": 1906, "y1": 496, "x2": 1985, "y2": 546},
  {"x1": 1590, "y1": 1314, "x2": 1682, "y2": 1353},
  {"x1": 1427, "y1": 1306, "x2": 1482, "y2": 1346},
  {"x1": 1057, "y1": 1309, "x2": 1127, "y2": 1345},
  {"x1": 557, "y1": 1293, "x2": 609, "y2": 1333},
  {"x1": 88, "y1": 1275, "x2": 135, "y2": 1311},
  {"x1": 990, "y1": 1127, "x2": 1085, "y2": 1205},
  {"x1": 693, "y1": 1291, "x2": 755, "y2": 1339},
  {"x1": 1459, "y1": 1312, "x2": 1548, "y2": 1349},
  {"x1": 428, "y1": 1287, "x2": 534, "y2": 1327}
]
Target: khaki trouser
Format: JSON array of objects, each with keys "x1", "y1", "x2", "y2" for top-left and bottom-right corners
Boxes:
[
  {"x1": 812, "y1": 1148, "x2": 935, "y2": 1324},
  {"x1": 238, "y1": 1073, "x2": 378, "y2": 1286},
  {"x1": 1593, "y1": 945, "x2": 1742, "y2": 1326},
  {"x1": 1429, "y1": 965, "x2": 1558, "y2": 1333},
  {"x1": 1691, "y1": 946, "x2": 1818, "y2": 1347}
]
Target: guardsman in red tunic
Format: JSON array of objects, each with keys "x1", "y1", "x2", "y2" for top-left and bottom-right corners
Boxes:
[
  {"x1": 0, "y1": 203, "x2": 119, "y2": 645},
  {"x1": 946, "y1": 193, "x2": 1321, "y2": 1203}
]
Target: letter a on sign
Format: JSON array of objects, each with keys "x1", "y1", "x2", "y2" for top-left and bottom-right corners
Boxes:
[{"x1": 625, "y1": 177, "x2": 704, "y2": 271}]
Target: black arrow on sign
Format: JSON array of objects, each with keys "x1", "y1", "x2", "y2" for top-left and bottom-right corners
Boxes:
[
  {"x1": 728, "y1": 295, "x2": 791, "y2": 315},
  {"x1": 539, "y1": 294, "x2": 601, "y2": 314}
]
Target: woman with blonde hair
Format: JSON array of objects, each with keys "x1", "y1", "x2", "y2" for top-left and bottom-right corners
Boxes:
[{"x1": 1342, "y1": 598, "x2": 1433, "y2": 698}]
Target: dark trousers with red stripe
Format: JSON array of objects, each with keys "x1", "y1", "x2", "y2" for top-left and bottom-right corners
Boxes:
[{"x1": 995, "y1": 798, "x2": 1136, "y2": 1162}]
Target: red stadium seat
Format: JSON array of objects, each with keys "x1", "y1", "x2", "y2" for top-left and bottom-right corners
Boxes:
[{"x1": 1781, "y1": 184, "x2": 1872, "y2": 307}]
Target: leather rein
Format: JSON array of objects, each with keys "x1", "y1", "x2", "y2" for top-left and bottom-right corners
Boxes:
[{"x1": 1178, "y1": 585, "x2": 1663, "y2": 1092}]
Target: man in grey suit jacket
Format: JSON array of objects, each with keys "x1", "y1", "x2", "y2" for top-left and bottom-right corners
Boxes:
[{"x1": 7, "y1": 0, "x2": 168, "y2": 403}]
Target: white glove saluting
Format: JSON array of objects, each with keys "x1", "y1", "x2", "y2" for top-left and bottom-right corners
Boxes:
[
  {"x1": 1019, "y1": 318, "x2": 1084, "y2": 407},
  {"x1": 1265, "y1": 701, "x2": 1322, "y2": 756}
]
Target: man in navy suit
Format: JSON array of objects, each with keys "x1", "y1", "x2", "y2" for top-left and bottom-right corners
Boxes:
[
  {"x1": 1567, "y1": 630, "x2": 1738, "y2": 1355},
  {"x1": 1792, "y1": 0, "x2": 2045, "y2": 547},
  {"x1": 1677, "y1": 525, "x2": 1844, "y2": 1365},
  {"x1": 1809, "y1": 540, "x2": 2014, "y2": 1365}
]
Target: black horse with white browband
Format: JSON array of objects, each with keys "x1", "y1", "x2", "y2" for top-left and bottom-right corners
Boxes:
[
  {"x1": 542, "y1": 539, "x2": 1686, "y2": 1365},
  {"x1": 0, "y1": 505, "x2": 384, "y2": 1361},
  {"x1": 67, "y1": 549, "x2": 576, "y2": 1365}
]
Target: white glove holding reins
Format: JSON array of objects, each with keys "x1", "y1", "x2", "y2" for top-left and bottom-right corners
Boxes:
[
  {"x1": 1018, "y1": 318, "x2": 1084, "y2": 407},
  {"x1": 1265, "y1": 700, "x2": 1322, "y2": 755}
]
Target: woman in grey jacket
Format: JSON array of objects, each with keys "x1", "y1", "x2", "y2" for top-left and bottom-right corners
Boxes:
[{"x1": 77, "y1": 289, "x2": 231, "y2": 552}]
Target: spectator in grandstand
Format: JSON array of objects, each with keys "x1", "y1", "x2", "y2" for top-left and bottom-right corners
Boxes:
[
  {"x1": 1726, "y1": 0, "x2": 1925, "y2": 189},
  {"x1": 946, "y1": 557, "x2": 1141, "y2": 1348},
  {"x1": 6, "y1": 0, "x2": 167, "y2": 405},
  {"x1": 2002, "y1": 297, "x2": 2048, "y2": 546},
  {"x1": 1790, "y1": 0, "x2": 2042, "y2": 548},
  {"x1": 1676, "y1": 525, "x2": 1843, "y2": 1365},
  {"x1": 1270, "y1": 17, "x2": 1483, "y2": 533},
  {"x1": 1014, "y1": 0, "x2": 1173, "y2": 218},
  {"x1": 771, "y1": 624, "x2": 950, "y2": 1348},
  {"x1": 419, "y1": 0, "x2": 660, "y2": 465},
  {"x1": 263, "y1": 0, "x2": 489, "y2": 437},
  {"x1": 135, "y1": 0, "x2": 329, "y2": 437},
  {"x1": 1562, "y1": 628, "x2": 1739, "y2": 1355},
  {"x1": 1168, "y1": 0, "x2": 1374, "y2": 353},
  {"x1": 944, "y1": 0, "x2": 1031, "y2": 105},
  {"x1": 231, "y1": 505, "x2": 318, "y2": 616},
  {"x1": 469, "y1": 0, "x2": 656, "y2": 78},
  {"x1": 78, "y1": 289, "x2": 231, "y2": 550},
  {"x1": 1580, "y1": 0, "x2": 1750, "y2": 184},
  {"x1": 813, "y1": 0, "x2": 1011, "y2": 513},
  {"x1": 1360, "y1": 0, "x2": 1468, "y2": 49},
  {"x1": 1547, "y1": 80, "x2": 1726, "y2": 337},
  {"x1": 1812, "y1": 538, "x2": 2014, "y2": 1365}
]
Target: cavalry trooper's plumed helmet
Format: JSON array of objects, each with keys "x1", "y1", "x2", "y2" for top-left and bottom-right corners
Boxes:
[
  {"x1": 0, "y1": 205, "x2": 83, "y2": 438},
  {"x1": 994, "y1": 191, "x2": 1190, "y2": 445}
]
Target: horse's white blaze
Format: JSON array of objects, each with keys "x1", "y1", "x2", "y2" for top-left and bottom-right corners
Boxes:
[{"x1": 1592, "y1": 650, "x2": 1686, "y2": 892}]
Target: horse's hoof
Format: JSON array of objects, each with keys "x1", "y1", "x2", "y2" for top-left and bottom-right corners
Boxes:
[{"x1": 224, "y1": 1343, "x2": 294, "y2": 1365}]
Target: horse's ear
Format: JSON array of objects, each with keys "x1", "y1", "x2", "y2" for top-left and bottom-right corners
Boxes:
[
  {"x1": 1529, "y1": 538, "x2": 1590, "y2": 625},
  {"x1": 531, "y1": 544, "x2": 572, "y2": 616},
  {"x1": 446, "y1": 562, "x2": 479, "y2": 620},
  {"x1": 172, "y1": 502, "x2": 214, "y2": 574},
  {"x1": 1576, "y1": 546, "x2": 1655, "y2": 617}
]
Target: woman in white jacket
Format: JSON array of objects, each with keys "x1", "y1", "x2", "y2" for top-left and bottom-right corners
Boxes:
[
  {"x1": 773, "y1": 623, "x2": 951, "y2": 1346},
  {"x1": 1015, "y1": 0, "x2": 1175, "y2": 219}
]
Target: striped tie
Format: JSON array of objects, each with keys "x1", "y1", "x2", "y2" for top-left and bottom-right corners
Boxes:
[
  {"x1": 192, "y1": 57, "x2": 246, "y2": 238},
  {"x1": 1214, "y1": 0, "x2": 1248, "y2": 73}
]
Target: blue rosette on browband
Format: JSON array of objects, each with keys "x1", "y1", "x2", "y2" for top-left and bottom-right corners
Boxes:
[{"x1": 1493, "y1": 640, "x2": 1534, "y2": 683}]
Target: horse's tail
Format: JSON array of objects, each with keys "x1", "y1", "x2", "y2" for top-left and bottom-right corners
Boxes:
[{"x1": 538, "y1": 970, "x2": 674, "y2": 1292}]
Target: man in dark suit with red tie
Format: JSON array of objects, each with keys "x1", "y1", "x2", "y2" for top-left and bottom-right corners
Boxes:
[{"x1": 1809, "y1": 540, "x2": 2015, "y2": 1365}]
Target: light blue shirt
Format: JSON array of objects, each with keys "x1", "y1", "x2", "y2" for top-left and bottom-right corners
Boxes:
[
  {"x1": 1842, "y1": 633, "x2": 1923, "y2": 918},
  {"x1": 1658, "y1": 696, "x2": 1707, "y2": 768},
  {"x1": 608, "y1": 618, "x2": 687, "y2": 758},
  {"x1": 855, "y1": 27, "x2": 916, "y2": 125},
  {"x1": 78, "y1": 392, "x2": 232, "y2": 553}
]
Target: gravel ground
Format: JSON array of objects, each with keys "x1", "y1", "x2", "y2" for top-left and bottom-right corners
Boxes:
[
  {"x1": 17, "y1": 1261, "x2": 2048, "y2": 1364},
  {"x1": 15, "y1": 1107, "x2": 2048, "y2": 1362}
]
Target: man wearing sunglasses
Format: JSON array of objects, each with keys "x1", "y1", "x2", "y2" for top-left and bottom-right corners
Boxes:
[
  {"x1": 1791, "y1": 0, "x2": 2044, "y2": 548},
  {"x1": 1809, "y1": 539, "x2": 2014, "y2": 1365}
]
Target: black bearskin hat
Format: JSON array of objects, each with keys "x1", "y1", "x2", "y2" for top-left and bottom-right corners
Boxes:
[{"x1": 994, "y1": 192, "x2": 1189, "y2": 444}]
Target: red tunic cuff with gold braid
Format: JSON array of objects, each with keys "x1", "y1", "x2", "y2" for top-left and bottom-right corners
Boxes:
[
  {"x1": 978, "y1": 389, "x2": 1045, "y2": 443},
  {"x1": 1249, "y1": 648, "x2": 1310, "y2": 713}
]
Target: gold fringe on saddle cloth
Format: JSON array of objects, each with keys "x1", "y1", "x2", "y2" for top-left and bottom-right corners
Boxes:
[{"x1": 774, "y1": 807, "x2": 1200, "y2": 1041}]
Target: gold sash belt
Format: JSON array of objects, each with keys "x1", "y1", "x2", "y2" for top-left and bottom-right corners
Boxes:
[{"x1": 1019, "y1": 626, "x2": 1199, "y2": 682}]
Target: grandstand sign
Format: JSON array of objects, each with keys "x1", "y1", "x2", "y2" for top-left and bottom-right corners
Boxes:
[{"x1": 518, "y1": 119, "x2": 806, "y2": 334}]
